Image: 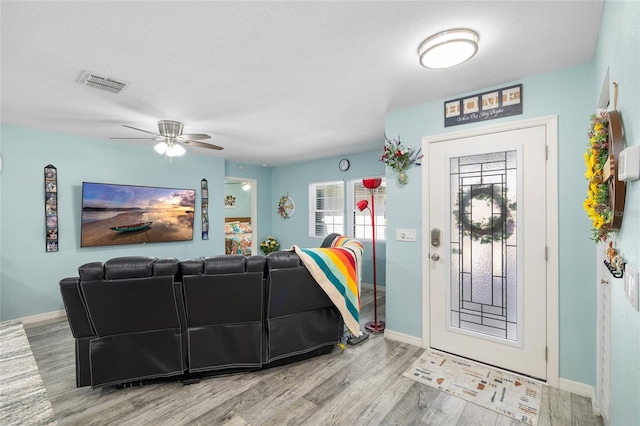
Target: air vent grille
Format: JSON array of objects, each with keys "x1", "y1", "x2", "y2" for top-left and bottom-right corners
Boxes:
[{"x1": 77, "y1": 71, "x2": 128, "y2": 94}]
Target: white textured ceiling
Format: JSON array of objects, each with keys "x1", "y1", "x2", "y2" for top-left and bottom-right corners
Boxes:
[{"x1": 1, "y1": 1, "x2": 603, "y2": 166}]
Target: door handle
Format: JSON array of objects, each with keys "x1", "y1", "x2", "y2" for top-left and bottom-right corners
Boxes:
[{"x1": 431, "y1": 253, "x2": 440, "y2": 261}]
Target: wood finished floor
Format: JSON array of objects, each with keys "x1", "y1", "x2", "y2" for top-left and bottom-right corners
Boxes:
[{"x1": 24, "y1": 288, "x2": 602, "y2": 426}]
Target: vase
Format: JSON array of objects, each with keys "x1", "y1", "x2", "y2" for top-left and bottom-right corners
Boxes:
[{"x1": 397, "y1": 170, "x2": 408, "y2": 185}]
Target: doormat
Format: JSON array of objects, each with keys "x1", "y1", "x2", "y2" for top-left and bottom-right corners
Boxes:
[{"x1": 402, "y1": 349, "x2": 542, "y2": 425}]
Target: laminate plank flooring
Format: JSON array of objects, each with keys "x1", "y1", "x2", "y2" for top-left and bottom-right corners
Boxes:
[{"x1": 23, "y1": 288, "x2": 602, "y2": 425}]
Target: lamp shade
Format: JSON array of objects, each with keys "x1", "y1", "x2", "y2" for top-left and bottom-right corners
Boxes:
[
  {"x1": 419, "y1": 28, "x2": 479, "y2": 69},
  {"x1": 362, "y1": 178, "x2": 382, "y2": 189},
  {"x1": 357, "y1": 200, "x2": 369, "y2": 212}
]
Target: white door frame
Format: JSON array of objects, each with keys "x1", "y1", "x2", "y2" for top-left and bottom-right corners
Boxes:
[{"x1": 421, "y1": 115, "x2": 559, "y2": 387}]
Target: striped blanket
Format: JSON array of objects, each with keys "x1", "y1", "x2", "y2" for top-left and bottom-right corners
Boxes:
[{"x1": 291, "y1": 236, "x2": 364, "y2": 336}]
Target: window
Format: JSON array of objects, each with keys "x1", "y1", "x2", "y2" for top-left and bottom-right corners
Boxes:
[
  {"x1": 348, "y1": 178, "x2": 386, "y2": 241},
  {"x1": 309, "y1": 177, "x2": 386, "y2": 240},
  {"x1": 309, "y1": 181, "x2": 344, "y2": 237}
]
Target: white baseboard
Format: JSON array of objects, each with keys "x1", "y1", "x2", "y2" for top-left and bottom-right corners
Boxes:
[
  {"x1": 361, "y1": 282, "x2": 386, "y2": 292},
  {"x1": 558, "y1": 378, "x2": 599, "y2": 415},
  {"x1": 383, "y1": 328, "x2": 423, "y2": 347},
  {"x1": 19, "y1": 310, "x2": 66, "y2": 326}
]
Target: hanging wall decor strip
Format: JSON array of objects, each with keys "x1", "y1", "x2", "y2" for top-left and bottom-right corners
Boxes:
[
  {"x1": 201, "y1": 179, "x2": 209, "y2": 240},
  {"x1": 44, "y1": 164, "x2": 58, "y2": 252}
]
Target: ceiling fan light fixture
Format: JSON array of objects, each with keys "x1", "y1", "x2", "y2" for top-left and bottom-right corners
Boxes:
[
  {"x1": 165, "y1": 143, "x2": 186, "y2": 157},
  {"x1": 154, "y1": 142, "x2": 168, "y2": 154},
  {"x1": 418, "y1": 29, "x2": 479, "y2": 69}
]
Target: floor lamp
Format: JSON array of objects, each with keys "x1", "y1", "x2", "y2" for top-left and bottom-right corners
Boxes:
[{"x1": 357, "y1": 177, "x2": 385, "y2": 333}]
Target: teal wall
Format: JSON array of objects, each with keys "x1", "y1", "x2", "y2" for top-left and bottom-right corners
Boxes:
[
  {"x1": 594, "y1": 1, "x2": 640, "y2": 424},
  {"x1": 271, "y1": 151, "x2": 386, "y2": 286},
  {"x1": 0, "y1": 125, "x2": 232, "y2": 321},
  {"x1": 0, "y1": 127, "x2": 384, "y2": 320},
  {"x1": 385, "y1": 64, "x2": 597, "y2": 384},
  {"x1": 223, "y1": 182, "x2": 252, "y2": 218}
]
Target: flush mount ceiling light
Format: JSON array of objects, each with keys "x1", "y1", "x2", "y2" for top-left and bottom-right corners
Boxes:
[{"x1": 418, "y1": 28, "x2": 479, "y2": 69}]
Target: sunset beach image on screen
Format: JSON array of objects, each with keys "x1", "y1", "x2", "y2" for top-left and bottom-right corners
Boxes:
[{"x1": 81, "y1": 182, "x2": 196, "y2": 247}]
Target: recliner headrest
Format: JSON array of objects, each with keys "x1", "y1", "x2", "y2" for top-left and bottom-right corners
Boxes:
[
  {"x1": 153, "y1": 258, "x2": 180, "y2": 276},
  {"x1": 266, "y1": 251, "x2": 301, "y2": 269},
  {"x1": 203, "y1": 255, "x2": 246, "y2": 274},
  {"x1": 246, "y1": 255, "x2": 266, "y2": 272},
  {"x1": 103, "y1": 256, "x2": 157, "y2": 280},
  {"x1": 78, "y1": 262, "x2": 104, "y2": 281}
]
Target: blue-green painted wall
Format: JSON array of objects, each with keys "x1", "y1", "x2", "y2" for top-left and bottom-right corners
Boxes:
[
  {"x1": 595, "y1": 2, "x2": 640, "y2": 424},
  {"x1": 385, "y1": 64, "x2": 597, "y2": 383},
  {"x1": 0, "y1": 125, "x2": 251, "y2": 321},
  {"x1": 223, "y1": 183, "x2": 252, "y2": 218},
  {"x1": 271, "y1": 151, "x2": 386, "y2": 286}
]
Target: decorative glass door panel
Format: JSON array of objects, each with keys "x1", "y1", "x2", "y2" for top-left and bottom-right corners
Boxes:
[
  {"x1": 450, "y1": 150, "x2": 518, "y2": 342},
  {"x1": 429, "y1": 125, "x2": 547, "y2": 380}
]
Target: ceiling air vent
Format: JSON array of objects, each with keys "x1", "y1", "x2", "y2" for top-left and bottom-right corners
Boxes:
[{"x1": 76, "y1": 70, "x2": 129, "y2": 94}]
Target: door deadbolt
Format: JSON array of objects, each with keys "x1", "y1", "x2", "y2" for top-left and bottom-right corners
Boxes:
[{"x1": 431, "y1": 228, "x2": 441, "y2": 247}]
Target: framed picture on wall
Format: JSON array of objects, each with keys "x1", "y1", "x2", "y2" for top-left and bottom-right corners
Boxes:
[{"x1": 224, "y1": 195, "x2": 236, "y2": 208}]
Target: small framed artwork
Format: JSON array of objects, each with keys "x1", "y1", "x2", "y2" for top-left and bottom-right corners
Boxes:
[{"x1": 224, "y1": 195, "x2": 236, "y2": 208}]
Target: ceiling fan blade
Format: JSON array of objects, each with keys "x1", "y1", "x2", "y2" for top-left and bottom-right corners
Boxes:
[
  {"x1": 182, "y1": 140, "x2": 224, "y2": 151},
  {"x1": 122, "y1": 124, "x2": 161, "y2": 136},
  {"x1": 179, "y1": 133, "x2": 211, "y2": 140},
  {"x1": 110, "y1": 137, "x2": 157, "y2": 140}
]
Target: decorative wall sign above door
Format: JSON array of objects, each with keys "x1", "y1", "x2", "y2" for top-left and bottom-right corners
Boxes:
[{"x1": 444, "y1": 84, "x2": 523, "y2": 127}]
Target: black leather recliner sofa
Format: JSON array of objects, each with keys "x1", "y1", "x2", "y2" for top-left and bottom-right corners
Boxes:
[{"x1": 60, "y1": 241, "x2": 345, "y2": 389}]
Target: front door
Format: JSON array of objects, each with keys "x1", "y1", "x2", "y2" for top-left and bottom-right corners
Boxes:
[{"x1": 428, "y1": 125, "x2": 547, "y2": 380}]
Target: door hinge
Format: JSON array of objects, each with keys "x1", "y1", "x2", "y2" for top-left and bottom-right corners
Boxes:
[
  {"x1": 545, "y1": 145, "x2": 549, "y2": 160},
  {"x1": 545, "y1": 346, "x2": 548, "y2": 362},
  {"x1": 545, "y1": 246, "x2": 549, "y2": 261}
]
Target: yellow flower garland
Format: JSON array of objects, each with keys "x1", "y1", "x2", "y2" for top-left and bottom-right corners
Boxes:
[{"x1": 583, "y1": 112, "x2": 612, "y2": 241}]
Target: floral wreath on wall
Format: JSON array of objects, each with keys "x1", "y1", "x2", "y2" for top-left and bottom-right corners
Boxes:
[
  {"x1": 583, "y1": 112, "x2": 613, "y2": 241},
  {"x1": 277, "y1": 194, "x2": 295, "y2": 219}
]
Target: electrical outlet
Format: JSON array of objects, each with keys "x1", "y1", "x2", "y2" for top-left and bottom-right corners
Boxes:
[{"x1": 624, "y1": 264, "x2": 639, "y2": 311}]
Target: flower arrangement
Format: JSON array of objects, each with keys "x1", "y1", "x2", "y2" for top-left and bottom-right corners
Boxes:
[
  {"x1": 260, "y1": 236, "x2": 280, "y2": 255},
  {"x1": 583, "y1": 112, "x2": 613, "y2": 242},
  {"x1": 381, "y1": 135, "x2": 423, "y2": 173}
]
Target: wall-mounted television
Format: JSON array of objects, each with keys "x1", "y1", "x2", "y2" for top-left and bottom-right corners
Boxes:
[{"x1": 81, "y1": 182, "x2": 196, "y2": 248}]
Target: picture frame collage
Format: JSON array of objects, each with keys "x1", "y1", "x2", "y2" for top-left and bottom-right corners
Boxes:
[
  {"x1": 201, "y1": 179, "x2": 209, "y2": 240},
  {"x1": 44, "y1": 164, "x2": 58, "y2": 252}
]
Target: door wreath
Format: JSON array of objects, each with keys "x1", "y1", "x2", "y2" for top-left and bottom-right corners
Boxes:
[{"x1": 454, "y1": 185, "x2": 515, "y2": 244}]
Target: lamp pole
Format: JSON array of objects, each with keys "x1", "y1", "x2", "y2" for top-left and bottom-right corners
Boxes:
[{"x1": 360, "y1": 178, "x2": 385, "y2": 333}]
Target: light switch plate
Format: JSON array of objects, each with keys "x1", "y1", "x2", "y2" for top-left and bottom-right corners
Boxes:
[
  {"x1": 396, "y1": 228, "x2": 416, "y2": 242},
  {"x1": 624, "y1": 264, "x2": 639, "y2": 311}
]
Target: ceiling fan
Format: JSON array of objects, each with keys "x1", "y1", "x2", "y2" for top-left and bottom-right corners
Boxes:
[{"x1": 111, "y1": 120, "x2": 223, "y2": 157}]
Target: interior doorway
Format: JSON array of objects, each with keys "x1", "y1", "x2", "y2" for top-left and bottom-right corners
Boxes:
[{"x1": 223, "y1": 177, "x2": 257, "y2": 255}]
